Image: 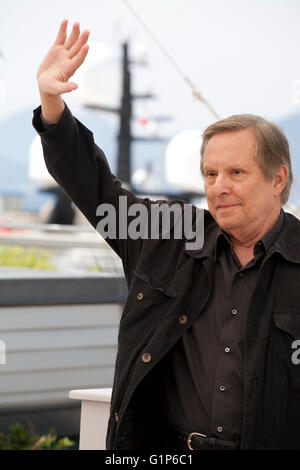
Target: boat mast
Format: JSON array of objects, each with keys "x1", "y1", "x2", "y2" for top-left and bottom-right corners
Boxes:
[{"x1": 117, "y1": 42, "x2": 131, "y2": 186}]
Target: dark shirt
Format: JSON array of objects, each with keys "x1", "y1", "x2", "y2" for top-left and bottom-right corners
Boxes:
[{"x1": 159, "y1": 210, "x2": 284, "y2": 440}]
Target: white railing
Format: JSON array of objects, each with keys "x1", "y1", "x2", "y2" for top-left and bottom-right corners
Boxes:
[
  {"x1": 0, "y1": 222, "x2": 123, "y2": 273},
  {"x1": 0, "y1": 222, "x2": 103, "y2": 248},
  {"x1": 69, "y1": 388, "x2": 112, "y2": 450}
]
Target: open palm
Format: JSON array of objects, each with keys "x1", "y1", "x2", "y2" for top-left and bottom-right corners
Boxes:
[{"x1": 37, "y1": 19, "x2": 89, "y2": 96}]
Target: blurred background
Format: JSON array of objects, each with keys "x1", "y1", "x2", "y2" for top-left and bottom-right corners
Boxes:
[
  {"x1": 1, "y1": 0, "x2": 300, "y2": 449},
  {"x1": 2, "y1": 0, "x2": 300, "y2": 222}
]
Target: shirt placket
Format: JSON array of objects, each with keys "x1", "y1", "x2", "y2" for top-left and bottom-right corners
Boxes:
[{"x1": 210, "y1": 267, "x2": 248, "y2": 440}]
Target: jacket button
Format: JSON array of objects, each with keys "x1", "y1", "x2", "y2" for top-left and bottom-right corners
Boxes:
[
  {"x1": 142, "y1": 352, "x2": 151, "y2": 363},
  {"x1": 114, "y1": 412, "x2": 119, "y2": 423},
  {"x1": 137, "y1": 292, "x2": 144, "y2": 300},
  {"x1": 179, "y1": 315, "x2": 187, "y2": 325}
]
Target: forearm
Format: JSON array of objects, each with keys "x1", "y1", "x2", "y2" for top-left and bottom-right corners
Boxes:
[
  {"x1": 33, "y1": 103, "x2": 115, "y2": 225},
  {"x1": 39, "y1": 92, "x2": 65, "y2": 124},
  {"x1": 33, "y1": 104, "x2": 138, "y2": 244}
]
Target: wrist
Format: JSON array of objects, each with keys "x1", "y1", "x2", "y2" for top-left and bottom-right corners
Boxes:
[{"x1": 39, "y1": 92, "x2": 65, "y2": 124}]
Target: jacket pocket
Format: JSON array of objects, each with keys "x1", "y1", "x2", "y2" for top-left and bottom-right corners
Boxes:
[
  {"x1": 272, "y1": 311, "x2": 300, "y2": 395},
  {"x1": 274, "y1": 311, "x2": 300, "y2": 339},
  {"x1": 132, "y1": 268, "x2": 177, "y2": 298},
  {"x1": 118, "y1": 269, "x2": 177, "y2": 353}
]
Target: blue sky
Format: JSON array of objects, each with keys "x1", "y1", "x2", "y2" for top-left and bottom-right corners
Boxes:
[{"x1": 1, "y1": 0, "x2": 300, "y2": 134}]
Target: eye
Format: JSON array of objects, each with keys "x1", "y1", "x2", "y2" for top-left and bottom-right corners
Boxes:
[
  {"x1": 205, "y1": 171, "x2": 216, "y2": 178},
  {"x1": 232, "y1": 169, "x2": 243, "y2": 175}
]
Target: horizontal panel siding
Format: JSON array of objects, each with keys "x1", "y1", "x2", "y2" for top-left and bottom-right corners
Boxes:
[
  {"x1": 0, "y1": 301, "x2": 121, "y2": 409},
  {"x1": 0, "y1": 390, "x2": 73, "y2": 407},
  {"x1": 0, "y1": 371, "x2": 114, "y2": 407},
  {"x1": 1, "y1": 327, "x2": 118, "y2": 352},
  {"x1": 0, "y1": 304, "x2": 122, "y2": 331},
  {"x1": 0, "y1": 347, "x2": 117, "y2": 373},
  {"x1": 0, "y1": 367, "x2": 114, "y2": 394}
]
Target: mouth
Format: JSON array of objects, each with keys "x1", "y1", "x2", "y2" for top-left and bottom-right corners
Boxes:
[{"x1": 217, "y1": 204, "x2": 241, "y2": 211}]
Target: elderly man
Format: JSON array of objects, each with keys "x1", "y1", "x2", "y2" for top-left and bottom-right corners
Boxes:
[{"x1": 33, "y1": 20, "x2": 300, "y2": 450}]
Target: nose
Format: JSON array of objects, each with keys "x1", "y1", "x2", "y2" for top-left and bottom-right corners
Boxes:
[{"x1": 211, "y1": 173, "x2": 232, "y2": 197}]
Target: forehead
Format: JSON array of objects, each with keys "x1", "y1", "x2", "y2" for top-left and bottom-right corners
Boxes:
[{"x1": 203, "y1": 128, "x2": 258, "y2": 168}]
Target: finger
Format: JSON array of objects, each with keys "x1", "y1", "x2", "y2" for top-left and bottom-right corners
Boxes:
[
  {"x1": 55, "y1": 19, "x2": 68, "y2": 45},
  {"x1": 70, "y1": 44, "x2": 89, "y2": 73},
  {"x1": 68, "y1": 30, "x2": 90, "y2": 59},
  {"x1": 65, "y1": 22, "x2": 80, "y2": 50}
]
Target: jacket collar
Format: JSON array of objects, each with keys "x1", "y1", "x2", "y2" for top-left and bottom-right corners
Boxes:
[
  {"x1": 184, "y1": 209, "x2": 218, "y2": 259},
  {"x1": 271, "y1": 210, "x2": 300, "y2": 264},
  {"x1": 184, "y1": 208, "x2": 300, "y2": 265}
]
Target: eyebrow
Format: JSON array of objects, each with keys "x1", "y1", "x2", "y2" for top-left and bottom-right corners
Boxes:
[{"x1": 203, "y1": 164, "x2": 248, "y2": 171}]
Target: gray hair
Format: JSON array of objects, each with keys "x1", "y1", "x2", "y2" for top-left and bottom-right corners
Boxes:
[{"x1": 200, "y1": 114, "x2": 293, "y2": 205}]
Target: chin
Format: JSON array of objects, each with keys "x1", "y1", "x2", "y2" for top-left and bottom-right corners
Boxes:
[
  {"x1": 214, "y1": 215, "x2": 237, "y2": 231},
  {"x1": 210, "y1": 206, "x2": 242, "y2": 229}
]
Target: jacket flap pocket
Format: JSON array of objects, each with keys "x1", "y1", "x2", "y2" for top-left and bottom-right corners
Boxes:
[
  {"x1": 274, "y1": 312, "x2": 300, "y2": 339},
  {"x1": 132, "y1": 268, "x2": 177, "y2": 298}
]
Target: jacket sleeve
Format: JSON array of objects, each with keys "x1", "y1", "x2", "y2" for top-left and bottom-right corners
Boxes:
[{"x1": 32, "y1": 103, "x2": 153, "y2": 280}]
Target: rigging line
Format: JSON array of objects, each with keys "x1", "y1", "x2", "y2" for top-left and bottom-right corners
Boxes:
[{"x1": 122, "y1": 0, "x2": 220, "y2": 120}]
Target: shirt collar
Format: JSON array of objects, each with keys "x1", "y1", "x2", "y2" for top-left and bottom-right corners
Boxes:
[
  {"x1": 214, "y1": 209, "x2": 285, "y2": 261},
  {"x1": 185, "y1": 208, "x2": 300, "y2": 264}
]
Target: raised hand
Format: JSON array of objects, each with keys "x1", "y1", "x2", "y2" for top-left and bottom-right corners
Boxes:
[{"x1": 37, "y1": 19, "x2": 90, "y2": 97}]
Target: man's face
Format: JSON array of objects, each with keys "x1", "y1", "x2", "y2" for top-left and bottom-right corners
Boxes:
[{"x1": 202, "y1": 128, "x2": 282, "y2": 238}]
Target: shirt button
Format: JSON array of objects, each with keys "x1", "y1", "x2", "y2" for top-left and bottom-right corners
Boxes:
[
  {"x1": 224, "y1": 347, "x2": 230, "y2": 353},
  {"x1": 217, "y1": 426, "x2": 223, "y2": 433},
  {"x1": 142, "y1": 352, "x2": 151, "y2": 363},
  {"x1": 231, "y1": 308, "x2": 238, "y2": 315},
  {"x1": 179, "y1": 314, "x2": 188, "y2": 325},
  {"x1": 114, "y1": 412, "x2": 119, "y2": 422},
  {"x1": 219, "y1": 385, "x2": 226, "y2": 391},
  {"x1": 137, "y1": 292, "x2": 144, "y2": 300}
]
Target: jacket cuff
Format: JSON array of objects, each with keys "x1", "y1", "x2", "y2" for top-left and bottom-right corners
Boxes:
[
  {"x1": 32, "y1": 102, "x2": 77, "y2": 144},
  {"x1": 40, "y1": 113, "x2": 56, "y2": 130}
]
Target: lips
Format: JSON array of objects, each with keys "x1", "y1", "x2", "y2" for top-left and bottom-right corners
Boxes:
[{"x1": 217, "y1": 204, "x2": 240, "y2": 210}]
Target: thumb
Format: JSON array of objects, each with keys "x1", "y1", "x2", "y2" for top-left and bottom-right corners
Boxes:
[{"x1": 59, "y1": 81, "x2": 78, "y2": 94}]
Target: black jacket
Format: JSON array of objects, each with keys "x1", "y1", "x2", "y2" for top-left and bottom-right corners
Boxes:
[{"x1": 33, "y1": 104, "x2": 300, "y2": 450}]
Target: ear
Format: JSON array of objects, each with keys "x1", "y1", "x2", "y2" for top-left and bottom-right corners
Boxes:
[{"x1": 273, "y1": 164, "x2": 288, "y2": 197}]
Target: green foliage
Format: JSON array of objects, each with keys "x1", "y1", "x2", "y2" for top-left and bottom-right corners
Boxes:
[
  {"x1": 88, "y1": 265, "x2": 102, "y2": 273},
  {"x1": 0, "y1": 422, "x2": 75, "y2": 450},
  {"x1": 0, "y1": 245, "x2": 55, "y2": 270},
  {"x1": 88, "y1": 251, "x2": 102, "y2": 272}
]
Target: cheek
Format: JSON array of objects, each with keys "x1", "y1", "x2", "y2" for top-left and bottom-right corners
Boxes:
[
  {"x1": 238, "y1": 184, "x2": 268, "y2": 213},
  {"x1": 235, "y1": 184, "x2": 254, "y2": 202},
  {"x1": 204, "y1": 187, "x2": 214, "y2": 205}
]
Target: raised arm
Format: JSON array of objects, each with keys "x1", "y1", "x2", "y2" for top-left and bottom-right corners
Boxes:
[
  {"x1": 33, "y1": 20, "x2": 187, "y2": 282},
  {"x1": 33, "y1": 20, "x2": 150, "y2": 281},
  {"x1": 37, "y1": 19, "x2": 89, "y2": 123}
]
